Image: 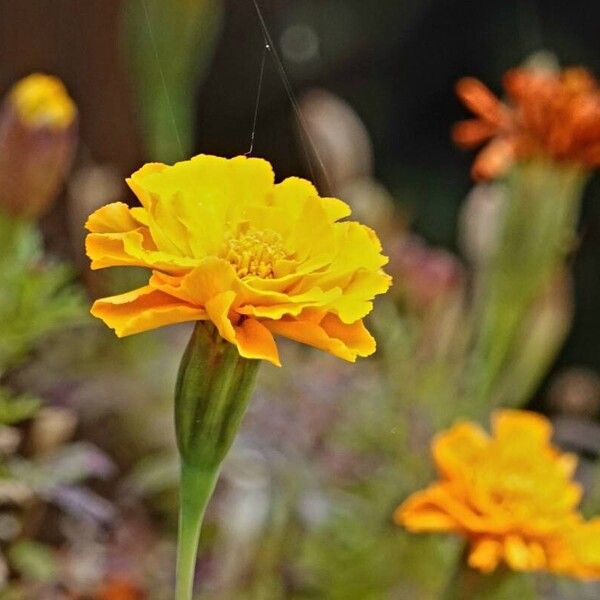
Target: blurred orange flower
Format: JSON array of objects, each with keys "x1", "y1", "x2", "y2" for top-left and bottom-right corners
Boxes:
[
  {"x1": 85, "y1": 154, "x2": 391, "y2": 366},
  {"x1": 453, "y1": 67, "x2": 600, "y2": 180},
  {"x1": 97, "y1": 576, "x2": 144, "y2": 600},
  {"x1": 395, "y1": 410, "x2": 600, "y2": 578}
]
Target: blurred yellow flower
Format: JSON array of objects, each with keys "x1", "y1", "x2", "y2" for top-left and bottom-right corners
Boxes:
[
  {"x1": 9, "y1": 73, "x2": 77, "y2": 129},
  {"x1": 85, "y1": 154, "x2": 391, "y2": 366},
  {"x1": 0, "y1": 73, "x2": 77, "y2": 219},
  {"x1": 395, "y1": 410, "x2": 600, "y2": 579}
]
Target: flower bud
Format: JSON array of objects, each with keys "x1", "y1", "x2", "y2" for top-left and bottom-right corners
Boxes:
[{"x1": 0, "y1": 73, "x2": 77, "y2": 219}]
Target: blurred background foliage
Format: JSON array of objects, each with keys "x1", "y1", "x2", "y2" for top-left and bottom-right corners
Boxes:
[{"x1": 0, "y1": 1, "x2": 599, "y2": 598}]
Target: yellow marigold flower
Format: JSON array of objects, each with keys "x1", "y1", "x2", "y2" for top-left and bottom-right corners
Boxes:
[
  {"x1": 85, "y1": 154, "x2": 391, "y2": 366},
  {"x1": 9, "y1": 73, "x2": 77, "y2": 130},
  {"x1": 395, "y1": 410, "x2": 600, "y2": 579}
]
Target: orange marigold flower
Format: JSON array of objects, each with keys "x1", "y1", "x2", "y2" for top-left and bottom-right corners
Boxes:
[
  {"x1": 85, "y1": 154, "x2": 391, "y2": 366},
  {"x1": 453, "y1": 66, "x2": 600, "y2": 180},
  {"x1": 395, "y1": 410, "x2": 600, "y2": 579}
]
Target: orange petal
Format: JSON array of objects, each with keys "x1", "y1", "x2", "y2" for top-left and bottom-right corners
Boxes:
[
  {"x1": 320, "y1": 313, "x2": 376, "y2": 357},
  {"x1": 91, "y1": 286, "x2": 206, "y2": 336},
  {"x1": 452, "y1": 119, "x2": 497, "y2": 148},
  {"x1": 468, "y1": 538, "x2": 503, "y2": 573},
  {"x1": 204, "y1": 292, "x2": 281, "y2": 365},
  {"x1": 264, "y1": 313, "x2": 375, "y2": 362},
  {"x1": 394, "y1": 488, "x2": 460, "y2": 533},
  {"x1": 396, "y1": 482, "x2": 505, "y2": 535},
  {"x1": 205, "y1": 291, "x2": 238, "y2": 344},
  {"x1": 235, "y1": 318, "x2": 281, "y2": 366},
  {"x1": 471, "y1": 138, "x2": 515, "y2": 180},
  {"x1": 456, "y1": 77, "x2": 510, "y2": 126}
]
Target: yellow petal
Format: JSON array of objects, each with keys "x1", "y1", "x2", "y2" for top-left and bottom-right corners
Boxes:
[
  {"x1": 328, "y1": 268, "x2": 393, "y2": 323},
  {"x1": 85, "y1": 202, "x2": 143, "y2": 233},
  {"x1": 504, "y1": 535, "x2": 535, "y2": 571},
  {"x1": 127, "y1": 155, "x2": 277, "y2": 257},
  {"x1": 86, "y1": 229, "x2": 196, "y2": 273},
  {"x1": 492, "y1": 409, "x2": 553, "y2": 446},
  {"x1": 432, "y1": 421, "x2": 489, "y2": 480},
  {"x1": 85, "y1": 201, "x2": 194, "y2": 272},
  {"x1": 236, "y1": 285, "x2": 342, "y2": 319},
  {"x1": 272, "y1": 177, "x2": 319, "y2": 224},
  {"x1": 552, "y1": 518, "x2": 600, "y2": 579},
  {"x1": 321, "y1": 196, "x2": 352, "y2": 221},
  {"x1": 293, "y1": 221, "x2": 391, "y2": 322}
]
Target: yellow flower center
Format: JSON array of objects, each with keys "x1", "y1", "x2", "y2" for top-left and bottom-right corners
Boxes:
[
  {"x1": 10, "y1": 73, "x2": 77, "y2": 129},
  {"x1": 224, "y1": 225, "x2": 288, "y2": 279}
]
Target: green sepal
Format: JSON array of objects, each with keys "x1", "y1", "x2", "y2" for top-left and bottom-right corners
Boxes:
[{"x1": 174, "y1": 321, "x2": 260, "y2": 469}]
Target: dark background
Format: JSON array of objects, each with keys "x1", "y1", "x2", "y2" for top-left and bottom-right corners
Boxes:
[{"x1": 1, "y1": 0, "x2": 599, "y2": 376}]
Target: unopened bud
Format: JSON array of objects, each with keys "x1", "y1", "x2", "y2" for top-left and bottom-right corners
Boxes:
[{"x1": 0, "y1": 73, "x2": 77, "y2": 219}]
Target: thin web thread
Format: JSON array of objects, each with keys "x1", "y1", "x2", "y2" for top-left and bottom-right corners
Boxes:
[
  {"x1": 251, "y1": 0, "x2": 332, "y2": 193},
  {"x1": 245, "y1": 44, "x2": 268, "y2": 156},
  {"x1": 142, "y1": 0, "x2": 185, "y2": 160}
]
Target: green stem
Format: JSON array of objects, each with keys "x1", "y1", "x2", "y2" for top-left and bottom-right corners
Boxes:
[
  {"x1": 173, "y1": 323, "x2": 260, "y2": 598},
  {"x1": 176, "y1": 462, "x2": 220, "y2": 600},
  {"x1": 467, "y1": 161, "x2": 586, "y2": 414}
]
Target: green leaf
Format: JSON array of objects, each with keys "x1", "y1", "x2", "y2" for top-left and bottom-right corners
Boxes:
[
  {"x1": 8, "y1": 541, "x2": 58, "y2": 584},
  {"x1": 0, "y1": 390, "x2": 41, "y2": 425},
  {"x1": 0, "y1": 211, "x2": 86, "y2": 372}
]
